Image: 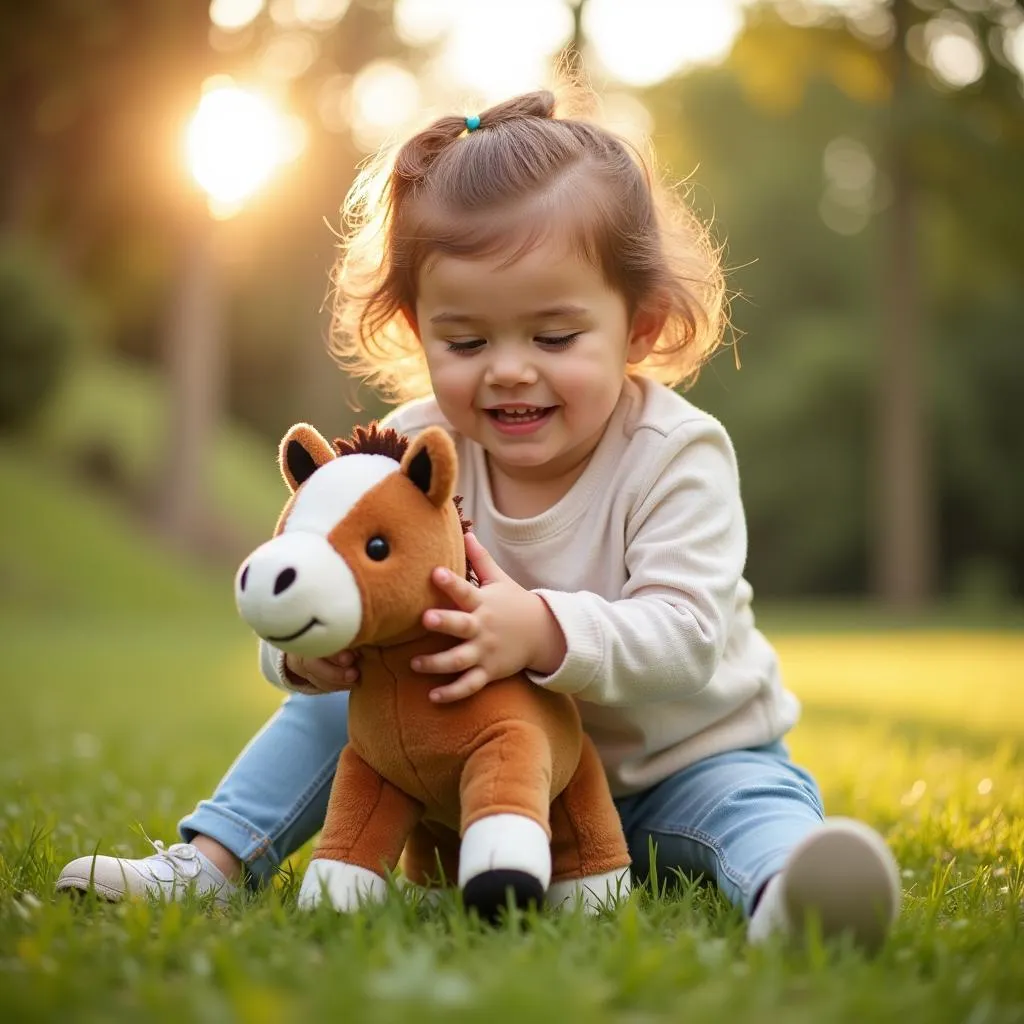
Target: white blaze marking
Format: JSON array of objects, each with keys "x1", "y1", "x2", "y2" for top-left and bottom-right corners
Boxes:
[{"x1": 286, "y1": 453, "x2": 398, "y2": 536}]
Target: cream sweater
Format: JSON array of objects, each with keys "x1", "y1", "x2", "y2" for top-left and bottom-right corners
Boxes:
[{"x1": 261, "y1": 376, "x2": 800, "y2": 795}]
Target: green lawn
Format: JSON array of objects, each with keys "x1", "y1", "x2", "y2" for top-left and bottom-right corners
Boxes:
[{"x1": 0, "y1": 447, "x2": 1021, "y2": 1023}]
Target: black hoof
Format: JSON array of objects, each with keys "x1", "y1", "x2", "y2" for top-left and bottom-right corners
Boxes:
[{"x1": 462, "y1": 869, "x2": 544, "y2": 923}]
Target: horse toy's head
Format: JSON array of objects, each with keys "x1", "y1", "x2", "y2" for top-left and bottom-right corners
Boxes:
[{"x1": 235, "y1": 423, "x2": 469, "y2": 657}]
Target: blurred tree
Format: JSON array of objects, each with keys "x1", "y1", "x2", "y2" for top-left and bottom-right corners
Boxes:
[
  {"x1": 0, "y1": 0, "x2": 213, "y2": 316},
  {"x1": 0, "y1": 238, "x2": 82, "y2": 431},
  {"x1": 652, "y1": 68, "x2": 879, "y2": 595},
  {"x1": 655, "y1": 0, "x2": 1024, "y2": 605},
  {"x1": 649, "y1": 3, "x2": 1024, "y2": 600}
]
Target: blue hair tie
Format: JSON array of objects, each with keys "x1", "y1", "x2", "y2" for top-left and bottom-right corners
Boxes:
[{"x1": 465, "y1": 114, "x2": 481, "y2": 132}]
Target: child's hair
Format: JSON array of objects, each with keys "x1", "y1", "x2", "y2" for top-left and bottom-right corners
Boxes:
[{"x1": 329, "y1": 87, "x2": 727, "y2": 401}]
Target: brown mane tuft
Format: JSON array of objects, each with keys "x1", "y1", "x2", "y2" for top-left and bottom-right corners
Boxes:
[
  {"x1": 452, "y1": 494, "x2": 478, "y2": 586},
  {"x1": 333, "y1": 423, "x2": 409, "y2": 461}
]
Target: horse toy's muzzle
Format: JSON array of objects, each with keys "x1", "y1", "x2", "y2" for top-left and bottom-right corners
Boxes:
[{"x1": 235, "y1": 531, "x2": 362, "y2": 657}]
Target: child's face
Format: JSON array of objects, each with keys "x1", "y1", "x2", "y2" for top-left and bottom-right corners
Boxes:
[{"x1": 414, "y1": 235, "x2": 656, "y2": 484}]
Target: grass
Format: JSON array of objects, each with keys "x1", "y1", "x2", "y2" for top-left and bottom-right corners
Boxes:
[{"x1": 1, "y1": 448, "x2": 1022, "y2": 1023}]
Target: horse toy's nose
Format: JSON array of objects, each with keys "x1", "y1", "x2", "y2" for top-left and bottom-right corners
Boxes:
[
  {"x1": 274, "y1": 568, "x2": 297, "y2": 595},
  {"x1": 238, "y1": 563, "x2": 297, "y2": 597}
]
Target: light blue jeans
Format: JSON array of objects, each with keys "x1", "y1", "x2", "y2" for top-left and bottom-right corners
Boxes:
[{"x1": 179, "y1": 691, "x2": 825, "y2": 916}]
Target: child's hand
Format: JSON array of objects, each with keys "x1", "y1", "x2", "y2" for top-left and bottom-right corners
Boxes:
[
  {"x1": 413, "y1": 533, "x2": 566, "y2": 703},
  {"x1": 283, "y1": 650, "x2": 360, "y2": 693}
]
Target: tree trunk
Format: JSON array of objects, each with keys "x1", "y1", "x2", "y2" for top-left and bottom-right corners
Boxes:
[
  {"x1": 873, "y1": 0, "x2": 934, "y2": 607},
  {"x1": 157, "y1": 221, "x2": 223, "y2": 547}
]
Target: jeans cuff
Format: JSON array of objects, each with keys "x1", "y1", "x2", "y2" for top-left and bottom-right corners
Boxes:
[{"x1": 179, "y1": 801, "x2": 281, "y2": 888}]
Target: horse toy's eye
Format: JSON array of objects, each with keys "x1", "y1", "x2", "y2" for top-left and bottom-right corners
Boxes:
[{"x1": 365, "y1": 536, "x2": 390, "y2": 561}]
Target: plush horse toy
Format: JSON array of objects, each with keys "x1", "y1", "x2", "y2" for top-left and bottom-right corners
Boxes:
[{"x1": 235, "y1": 422, "x2": 631, "y2": 919}]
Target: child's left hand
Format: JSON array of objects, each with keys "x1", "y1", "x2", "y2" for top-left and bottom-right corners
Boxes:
[{"x1": 413, "y1": 533, "x2": 566, "y2": 703}]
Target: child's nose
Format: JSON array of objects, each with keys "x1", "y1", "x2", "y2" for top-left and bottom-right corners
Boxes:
[{"x1": 485, "y1": 349, "x2": 538, "y2": 387}]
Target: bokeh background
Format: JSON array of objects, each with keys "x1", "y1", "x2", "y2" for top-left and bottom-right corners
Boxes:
[{"x1": 2, "y1": 0, "x2": 1023, "y2": 620}]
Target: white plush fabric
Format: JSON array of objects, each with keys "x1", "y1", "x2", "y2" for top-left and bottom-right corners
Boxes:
[
  {"x1": 547, "y1": 867, "x2": 632, "y2": 913},
  {"x1": 457, "y1": 814, "x2": 551, "y2": 890},
  {"x1": 284, "y1": 453, "x2": 397, "y2": 537},
  {"x1": 297, "y1": 860, "x2": 388, "y2": 912},
  {"x1": 236, "y1": 531, "x2": 362, "y2": 657}
]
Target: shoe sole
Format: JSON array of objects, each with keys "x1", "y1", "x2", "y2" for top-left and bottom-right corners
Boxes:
[
  {"x1": 55, "y1": 875, "x2": 124, "y2": 902},
  {"x1": 782, "y1": 817, "x2": 901, "y2": 953}
]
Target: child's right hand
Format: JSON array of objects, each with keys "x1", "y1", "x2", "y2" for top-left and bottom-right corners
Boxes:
[{"x1": 283, "y1": 650, "x2": 360, "y2": 692}]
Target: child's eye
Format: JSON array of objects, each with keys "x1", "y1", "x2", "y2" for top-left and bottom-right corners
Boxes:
[
  {"x1": 445, "y1": 339, "x2": 486, "y2": 354},
  {"x1": 536, "y1": 332, "x2": 581, "y2": 350}
]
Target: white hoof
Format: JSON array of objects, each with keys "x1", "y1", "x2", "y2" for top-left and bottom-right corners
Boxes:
[
  {"x1": 548, "y1": 867, "x2": 632, "y2": 913},
  {"x1": 457, "y1": 814, "x2": 551, "y2": 890},
  {"x1": 297, "y1": 860, "x2": 388, "y2": 912}
]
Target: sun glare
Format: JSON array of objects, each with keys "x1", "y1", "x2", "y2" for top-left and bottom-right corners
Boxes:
[
  {"x1": 209, "y1": 0, "x2": 265, "y2": 31},
  {"x1": 583, "y1": 0, "x2": 744, "y2": 87},
  {"x1": 924, "y1": 16, "x2": 985, "y2": 88},
  {"x1": 1009, "y1": 23, "x2": 1024, "y2": 78},
  {"x1": 394, "y1": 0, "x2": 573, "y2": 104},
  {"x1": 185, "y1": 79, "x2": 306, "y2": 218},
  {"x1": 351, "y1": 60, "x2": 422, "y2": 151},
  {"x1": 395, "y1": 0, "x2": 749, "y2": 103}
]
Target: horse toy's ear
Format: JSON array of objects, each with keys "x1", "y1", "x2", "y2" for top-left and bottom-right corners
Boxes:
[
  {"x1": 400, "y1": 426, "x2": 457, "y2": 508},
  {"x1": 278, "y1": 423, "x2": 336, "y2": 492}
]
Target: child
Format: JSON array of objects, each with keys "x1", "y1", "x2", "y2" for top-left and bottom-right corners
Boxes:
[{"x1": 58, "y1": 88, "x2": 900, "y2": 948}]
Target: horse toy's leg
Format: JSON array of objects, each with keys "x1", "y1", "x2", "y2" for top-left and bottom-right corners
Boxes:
[
  {"x1": 401, "y1": 821, "x2": 461, "y2": 889},
  {"x1": 298, "y1": 745, "x2": 423, "y2": 911},
  {"x1": 548, "y1": 735, "x2": 633, "y2": 912},
  {"x1": 458, "y1": 721, "x2": 556, "y2": 921},
  {"x1": 398, "y1": 821, "x2": 461, "y2": 907}
]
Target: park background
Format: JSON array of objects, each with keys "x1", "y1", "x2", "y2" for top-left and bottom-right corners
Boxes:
[{"x1": 1, "y1": 1, "x2": 1022, "y2": 1022}]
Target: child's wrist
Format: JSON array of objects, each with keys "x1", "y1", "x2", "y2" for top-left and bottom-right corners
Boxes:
[{"x1": 526, "y1": 593, "x2": 567, "y2": 676}]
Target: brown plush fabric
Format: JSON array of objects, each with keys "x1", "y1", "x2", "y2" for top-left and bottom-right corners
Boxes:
[
  {"x1": 341, "y1": 635, "x2": 581, "y2": 832},
  {"x1": 279, "y1": 423, "x2": 336, "y2": 491},
  {"x1": 401, "y1": 821, "x2": 461, "y2": 887},
  {"x1": 315, "y1": 746, "x2": 423, "y2": 875},
  {"x1": 549, "y1": 735, "x2": 632, "y2": 882},
  {"x1": 277, "y1": 423, "x2": 631, "y2": 888},
  {"x1": 327, "y1": 474, "x2": 467, "y2": 648},
  {"x1": 400, "y1": 428, "x2": 459, "y2": 510}
]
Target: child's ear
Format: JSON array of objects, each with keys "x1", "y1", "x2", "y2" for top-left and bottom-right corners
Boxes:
[{"x1": 626, "y1": 303, "x2": 668, "y2": 365}]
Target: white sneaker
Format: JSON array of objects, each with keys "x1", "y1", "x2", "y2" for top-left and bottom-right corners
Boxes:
[
  {"x1": 56, "y1": 839, "x2": 238, "y2": 905},
  {"x1": 748, "y1": 818, "x2": 900, "y2": 952}
]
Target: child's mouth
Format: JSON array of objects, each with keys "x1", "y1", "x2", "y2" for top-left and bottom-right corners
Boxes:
[
  {"x1": 485, "y1": 406, "x2": 556, "y2": 433},
  {"x1": 487, "y1": 406, "x2": 551, "y2": 424}
]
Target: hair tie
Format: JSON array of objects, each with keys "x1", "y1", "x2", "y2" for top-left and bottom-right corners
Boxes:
[{"x1": 465, "y1": 114, "x2": 481, "y2": 132}]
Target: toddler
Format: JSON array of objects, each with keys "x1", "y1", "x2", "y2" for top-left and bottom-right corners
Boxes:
[{"x1": 58, "y1": 88, "x2": 900, "y2": 948}]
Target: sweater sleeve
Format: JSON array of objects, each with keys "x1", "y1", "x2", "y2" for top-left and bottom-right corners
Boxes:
[
  {"x1": 259, "y1": 639, "x2": 288, "y2": 689},
  {"x1": 258, "y1": 639, "x2": 322, "y2": 694},
  {"x1": 526, "y1": 420, "x2": 747, "y2": 705}
]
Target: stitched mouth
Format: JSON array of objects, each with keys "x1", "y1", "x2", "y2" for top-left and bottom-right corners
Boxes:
[{"x1": 267, "y1": 618, "x2": 322, "y2": 643}]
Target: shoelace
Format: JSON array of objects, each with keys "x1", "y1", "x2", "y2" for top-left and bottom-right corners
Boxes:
[{"x1": 143, "y1": 839, "x2": 201, "y2": 881}]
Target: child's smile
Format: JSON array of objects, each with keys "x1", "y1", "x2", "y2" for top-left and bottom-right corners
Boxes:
[{"x1": 485, "y1": 404, "x2": 558, "y2": 434}]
